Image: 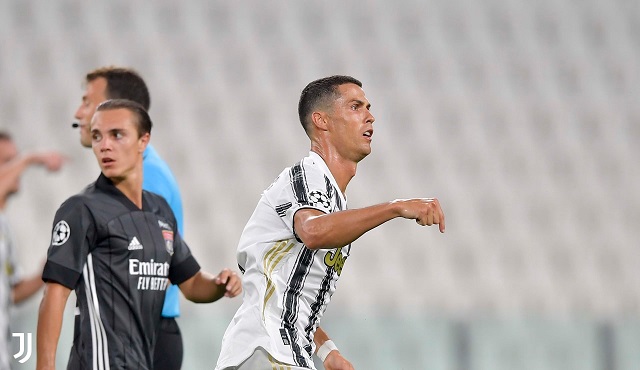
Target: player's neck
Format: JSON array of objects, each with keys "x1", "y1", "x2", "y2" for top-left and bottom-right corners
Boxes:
[
  {"x1": 112, "y1": 176, "x2": 144, "y2": 209},
  {"x1": 310, "y1": 146, "x2": 356, "y2": 195}
]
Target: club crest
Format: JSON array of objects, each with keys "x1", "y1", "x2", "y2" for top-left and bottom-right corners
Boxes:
[{"x1": 162, "y1": 230, "x2": 174, "y2": 256}]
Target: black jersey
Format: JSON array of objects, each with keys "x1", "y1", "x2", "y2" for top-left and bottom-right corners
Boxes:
[{"x1": 43, "y1": 174, "x2": 200, "y2": 370}]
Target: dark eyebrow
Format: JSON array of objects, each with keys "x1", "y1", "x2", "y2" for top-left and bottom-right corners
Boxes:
[
  {"x1": 351, "y1": 99, "x2": 371, "y2": 110},
  {"x1": 90, "y1": 128, "x2": 124, "y2": 135}
]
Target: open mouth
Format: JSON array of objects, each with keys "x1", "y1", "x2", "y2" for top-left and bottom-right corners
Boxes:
[{"x1": 363, "y1": 130, "x2": 373, "y2": 139}]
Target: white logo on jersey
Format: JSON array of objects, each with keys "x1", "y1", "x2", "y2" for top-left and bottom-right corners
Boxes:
[
  {"x1": 128, "y1": 237, "x2": 143, "y2": 250},
  {"x1": 158, "y1": 220, "x2": 170, "y2": 229},
  {"x1": 129, "y1": 259, "x2": 170, "y2": 291},
  {"x1": 51, "y1": 221, "x2": 70, "y2": 246}
]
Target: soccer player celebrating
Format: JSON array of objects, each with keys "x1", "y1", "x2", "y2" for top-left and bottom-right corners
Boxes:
[
  {"x1": 215, "y1": 76, "x2": 445, "y2": 370},
  {"x1": 36, "y1": 99, "x2": 242, "y2": 370}
]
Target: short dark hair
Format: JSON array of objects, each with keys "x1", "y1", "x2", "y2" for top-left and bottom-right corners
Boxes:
[
  {"x1": 298, "y1": 75, "x2": 362, "y2": 134},
  {"x1": 95, "y1": 99, "x2": 153, "y2": 136},
  {"x1": 0, "y1": 131, "x2": 12, "y2": 142},
  {"x1": 86, "y1": 66, "x2": 151, "y2": 110}
]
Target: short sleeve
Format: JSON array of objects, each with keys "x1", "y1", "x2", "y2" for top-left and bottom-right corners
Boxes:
[
  {"x1": 42, "y1": 197, "x2": 95, "y2": 289},
  {"x1": 267, "y1": 161, "x2": 333, "y2": 234},
  {"x1": 167, "y1": 231, "x2": 200, "y2": 285}
]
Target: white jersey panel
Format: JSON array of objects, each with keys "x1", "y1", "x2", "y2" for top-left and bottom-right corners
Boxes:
[
  {"x1": 0, "y1": 213, "x2": 20, "y2": 370},
  {"x1": 217, "y1": 152, "x2": 349, "y2": 370}
]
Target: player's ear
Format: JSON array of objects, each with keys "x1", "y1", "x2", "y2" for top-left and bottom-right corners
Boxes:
[
  {"x1": 311, "y1": 112, "x2": 328, "y2": 131},
  {"x1": 138, "y1": 132, "x2": 150, "y2": 153}
]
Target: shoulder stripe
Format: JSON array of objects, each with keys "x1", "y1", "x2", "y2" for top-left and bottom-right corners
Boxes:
[
  {"x1": 325, "y1": 175, "x2": 343, "y2": 211},
  {"x1": 83, "y1": 254, "x2": 110, "y2": 370},
  {"x1": 290, "y1": 162, "x2": 308, "y2": 206}
]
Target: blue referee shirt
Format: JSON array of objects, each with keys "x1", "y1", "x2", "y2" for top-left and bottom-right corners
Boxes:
[{"x1": 143, "y1": 144, "x2": 184, "y2": 318}]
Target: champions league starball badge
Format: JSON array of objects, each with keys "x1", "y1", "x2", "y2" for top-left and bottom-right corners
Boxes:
[
  {"x1": 52, "y1": 220, "x2": 71, "y2": 246},
  {"x1": 308, "y1": 190, "x2": 330, "y2": 209}
]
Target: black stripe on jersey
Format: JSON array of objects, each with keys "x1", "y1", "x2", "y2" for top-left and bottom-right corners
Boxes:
[
  {"x1": 325, "y1": 174, "x2": 343, "y2": 212},
  {"x1": 276, "y1": 202, "x2": 292, "y2": 218},
  {"x1": 281, "y1": 247, "x2": 316, "y2": 368},
  {"x1": 324, "y1": 175, "x2": 335, "y2": 207},
  {"x1": 303, "y1": 264, "x2": 334, "y2": 356},
  {"x1": 290, "y1": 161, "x2": 309, "y2": 206}
]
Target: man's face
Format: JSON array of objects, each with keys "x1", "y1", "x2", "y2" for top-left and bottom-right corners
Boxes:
[
  {"x1": 74, "y1": 77, "x2": 108, "y2": 148},
  {"x1": 0, "y1": 139, "x2": 19, "y2": 194},
  {"x1": 91, "y1": 108, "x2": 148, "y2": 182},
  {"x1": 325, "y1": 83, "x2": 375, "y2": 163}
]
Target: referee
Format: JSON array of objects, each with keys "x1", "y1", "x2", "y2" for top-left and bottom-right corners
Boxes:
[{"x1": 36, "y1": 99, "x2": 242, "y2": 370}]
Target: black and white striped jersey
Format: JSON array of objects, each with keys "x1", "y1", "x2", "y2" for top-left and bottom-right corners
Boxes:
[
  {"x1": 43, "y1": 174, "x2": 200, "y2": 370},
  {"x1": 217, "y1": 152, "x2": 350, "y2": 370}
]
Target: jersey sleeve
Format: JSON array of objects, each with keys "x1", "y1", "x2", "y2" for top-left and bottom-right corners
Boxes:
[
  {"x1": 167, "y1": 230, "x2": 200, "y2": 285},
  {"x1": 42, "y1": 196, "x2": 95, "y2": 289},
  {"x1": 150, "y1": 194, "x2": 200, "y2": 285},
  {"x1": 268, "y1": 161, "x2": 333, "y2": 234}
]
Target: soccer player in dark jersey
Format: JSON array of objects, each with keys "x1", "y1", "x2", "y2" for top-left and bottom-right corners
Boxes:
[
  {"x1": 74, "y1": 66, "x2": 188, "y2": 370},
  {"x1": 36, "y1": 99, "x2": 242, "y2": 370}
]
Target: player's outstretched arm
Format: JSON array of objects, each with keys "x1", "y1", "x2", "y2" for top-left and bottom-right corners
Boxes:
[
  {"x1": 13, "y1": 260, "x2": 46, "y2": 304},
  {"x1": 178, "y1": 268, "x2": 242, "y2": 303},
  {"x1": 36, "y1": 282, "x2": 71, "y2": 370},
  {"x1": 314, "y1": 327, "x2": 354, "y2": 370},
  {"x1": 295, "y1": 198, "x2": 445, "y2": 250},
  {"x1": 0, "y1": 151, "x2": 65, "y2": 198}
]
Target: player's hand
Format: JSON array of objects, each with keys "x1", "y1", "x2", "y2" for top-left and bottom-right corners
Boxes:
[
  {"x1": 214, "y1": 268, "x2": 242, "y2": 298},
  {"x1": 324, "y1": 351, "x2": 354, "y2": 370},
  {"x1": 392, "y1": 197, "x2": 445, "y2": 233}
]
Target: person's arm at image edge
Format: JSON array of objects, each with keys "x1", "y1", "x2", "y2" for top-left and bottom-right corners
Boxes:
[
  {"x1": 36, "y1": 282, "x2": 71, "y2": 370},
  {"x1": 314, "y1": 326, "x2": 354, "y2": 370}
]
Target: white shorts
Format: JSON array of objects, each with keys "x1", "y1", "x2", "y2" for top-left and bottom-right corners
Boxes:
[{"x1": 217, "y1": 347, "x2": 312, "y2": 370}]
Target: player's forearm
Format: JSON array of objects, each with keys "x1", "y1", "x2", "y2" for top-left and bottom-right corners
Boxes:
[
  {"x1": 179, "y1": 271, "x2": 225, "y2": 303},
  {"x1": 298, "y1": 202, "x2": 400, "y2": 250},
  {"x1": 36, "y1": 284, "x2": 69, "y2": 369},
  {"x1": 313, "y1": 326, "x2": 331, "y2": 349},
  {"x1": 0, "y1": 156, "x2": 31, "y2": 196}
]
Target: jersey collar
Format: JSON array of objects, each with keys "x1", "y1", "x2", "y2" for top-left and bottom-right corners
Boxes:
[{"x1": 95, "y1": 173, "x2": 149, "y2": 212}]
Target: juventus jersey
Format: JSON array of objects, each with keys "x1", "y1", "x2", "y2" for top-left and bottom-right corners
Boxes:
[
  {"x1": 0, "y1": 213, "x2": 21, "y2": 370},
  {"x1": 216, "y1": 152, "x2": 350, "y2": 370},
  {"x1": 43, "y1": 174, "x2": 200, "y2": 370}
]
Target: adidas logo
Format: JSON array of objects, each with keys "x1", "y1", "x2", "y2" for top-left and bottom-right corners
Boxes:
[{"x1": 128, "y1": 237, "x2": 143, "y2": 250}]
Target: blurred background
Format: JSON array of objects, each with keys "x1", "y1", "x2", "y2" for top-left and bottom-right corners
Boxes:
[{"x1": 1, "y1": 0, "x2": 639, "y2": 368}]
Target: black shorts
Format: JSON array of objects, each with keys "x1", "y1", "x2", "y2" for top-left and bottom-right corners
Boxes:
[{"x1": 153, "y1": 317, "x2": 183, "y2": 370}]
